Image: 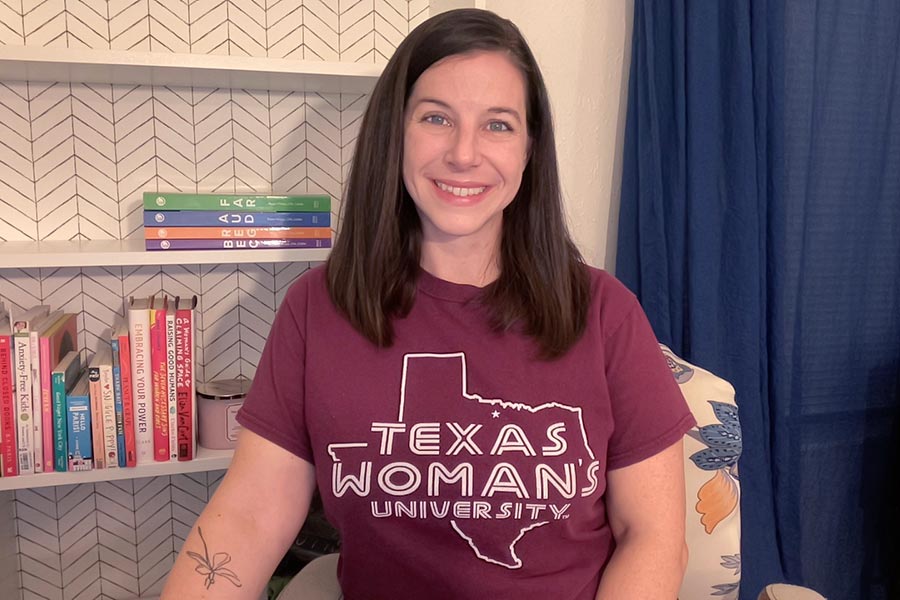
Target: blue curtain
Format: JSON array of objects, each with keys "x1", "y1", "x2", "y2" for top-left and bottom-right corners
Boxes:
[{"x1": 617, "y1": 1, "x2": 900, "y2": 599}]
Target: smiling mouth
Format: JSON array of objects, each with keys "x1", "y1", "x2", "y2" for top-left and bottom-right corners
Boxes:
[{"x1": 434, "y1": 180, "x2": 488, "y2": 198}]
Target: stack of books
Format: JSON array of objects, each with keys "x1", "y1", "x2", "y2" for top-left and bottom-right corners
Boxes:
[
  {"x1": 0, "y1": 296, "x2": 199, "y2": 477},
  {"x1": 143, "y1": 192, "x2": 333, "y2": 251}
]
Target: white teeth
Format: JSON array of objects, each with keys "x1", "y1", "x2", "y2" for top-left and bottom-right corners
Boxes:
[{"x1": 436, "y1": 181, "x2": 486, "y2": 197}]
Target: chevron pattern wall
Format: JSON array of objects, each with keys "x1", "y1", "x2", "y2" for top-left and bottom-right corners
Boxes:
[
  {"x1": 13, "y1": 471, "x2": 226, "y2": 600},
  {"x1": 0, "y1": 1, "x2": 435, "y2": 598},
  {"x1": 0, "y1": 0, "x2": 429, "y2": 62}
]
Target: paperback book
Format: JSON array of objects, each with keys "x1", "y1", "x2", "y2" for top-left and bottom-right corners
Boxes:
[
  {"x1": 0, "y1": 311, "x2": 15, "y2": 476},
  {"x1": 143, "y1": 192, "x2": 330, "y2": 212},
  {"x1": 174, "y1": 296, "x2": 197, "y2": 461},
  {"x1": 66, "y1": 373, "x2": 92, "y2": 471},
  {"x1": 144, "y1": 211, "x2": 331, "y2": 228},
  {"x1": 144, "y1": 226, "x2": 332, "y2": 240},
  {"x1": 128, "y1": 296, "x2": 154, "y2": 465},
  {"x1": 146, "y1": 238, "x2": 332, "y2": 251},
  {"x1": 52, "y1": 350, "x2": 82, "y2": 472}
]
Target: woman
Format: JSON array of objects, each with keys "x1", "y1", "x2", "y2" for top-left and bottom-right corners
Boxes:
[{"x1": 162, "y1": 9, "x2": 693, "y2": 600}]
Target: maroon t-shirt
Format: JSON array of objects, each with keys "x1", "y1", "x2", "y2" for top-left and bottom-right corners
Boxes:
[{"x1": 237, "y1": 265, "x2": 694, "y2": 600}]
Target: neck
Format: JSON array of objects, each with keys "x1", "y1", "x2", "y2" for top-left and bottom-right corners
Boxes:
[{"x1": 419, "y1": 239, "x2": 501, "y2": 287}]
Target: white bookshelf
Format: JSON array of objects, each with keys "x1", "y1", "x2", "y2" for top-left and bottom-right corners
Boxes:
[
  {"x1": 0, "y1": 46, "x2": 381, "y2": 93},
  {"x1": 0, "y1": 239, "x2": 331, "y2": 269},
  {"x1": 0, "y1": 447, "x2": 234, "y2": 492},
  {"x1": 0, "y1": 1, "x2": 485, "y2": 597}
]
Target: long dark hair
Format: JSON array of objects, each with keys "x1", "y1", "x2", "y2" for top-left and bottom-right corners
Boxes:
[{"x1": 326, "y1": 8, "x2": 589, "y2": 359}]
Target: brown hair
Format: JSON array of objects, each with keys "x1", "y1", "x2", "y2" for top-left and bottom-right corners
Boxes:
[{"x1": 326, "y1": 8, "x2": 589, "y2": 359}]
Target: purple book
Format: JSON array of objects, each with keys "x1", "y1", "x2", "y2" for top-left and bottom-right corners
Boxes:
[{"x1": 146, "y1": 238, "x2": 332, "y2": 251}]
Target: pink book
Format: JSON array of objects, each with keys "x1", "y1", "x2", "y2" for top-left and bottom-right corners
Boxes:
[
  {"x1": 150, "y1": 297, "x2": 169, "y2": 462},
  {"x1": 114, "y1": 320, "x2": 137, "y2": 467},
  {"x1": 175, "y1": 296, "x2": 197, "y2": 461},
  {"x1": 0, "y1": 314, "x2": 16, "y2": 476}
]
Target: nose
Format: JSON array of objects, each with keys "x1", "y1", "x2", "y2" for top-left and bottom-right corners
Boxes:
[{"x1": 445, "y1": 123, "x2": 481, "y2": 169}]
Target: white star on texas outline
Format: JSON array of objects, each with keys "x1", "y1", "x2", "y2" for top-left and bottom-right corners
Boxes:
[{"x1": 491, "y1": 410, "x2": 500, "y2": 418}]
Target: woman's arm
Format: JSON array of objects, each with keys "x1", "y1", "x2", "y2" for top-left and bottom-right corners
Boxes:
[
  {"x1": 595, "y1": 439, "x2": 689, "y2": 600},
  {"x1": 161, "y1": 428, "x2": 317, "y2": 599}
]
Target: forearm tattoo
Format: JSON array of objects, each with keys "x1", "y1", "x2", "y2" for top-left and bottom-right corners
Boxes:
[{"x1": 186, "y1": 527, "x2": 243, "y2": 590}]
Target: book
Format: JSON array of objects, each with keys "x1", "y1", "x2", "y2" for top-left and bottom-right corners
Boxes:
[
  {"x1": 66, "y1": 373, "x2": 92, "y2": 471},
  {"x1": 0, "y1": 311, "x2": 15, "y2": 476},
  {"x1": 164, "y1": 300, "x2": 178, "y2": 462},
  {"x1": 143, "y1": 192, "x2": 330, "y2": 212},
  {"x1": 146, "y1": 238, "x2": 332, "y2": 251},
  {"x1": 52, "y1": 350, "x2": 82, "y2": 472},
  {"x1": 149, "y1": 296, "x2": 169, "y2": 462},
  {"x1": 28, "y1": 310, "x2": 63, "y2": 473},
  {"x1": 175, "y1": 296, "x2": 197, "y2": 461},
  {"x1": 128, "y1": 297, "x2": 154, "y2": 465},
  {"x1": 12, "y1": 305, "x2": 51, "y2": 474},
  {"x1": 143, "y1": 211, "x2": 331, "y2": 228},
  {"x1": 143, "y1": 226, "x2": 333, "y2": 240},
  {"x1": 113, "y1": 318, "x2": 137, "y2": 467},
  {"x1": 87, "y1": 349, "x2": 105, "y2": 470},
  {"x1": 109, "y1": 325, "x2": 127, "y2": 468},
  {"x1": 38, "y1": 313, "x2": 78, "y2": 472},
  {"x1": 89, "y1": 346, "x2": 118, "y2": 469}
]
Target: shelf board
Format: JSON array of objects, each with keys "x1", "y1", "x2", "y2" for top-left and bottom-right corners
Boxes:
[
  {"x1": 0, "y1": 45, "x2": 382, "y2": 93},
  {"x1": 0, "y1": 446, "x2": 233, "y2": 491},
  {"x1": 0, "y1": 238, "x2": 331, "y2": 268}
]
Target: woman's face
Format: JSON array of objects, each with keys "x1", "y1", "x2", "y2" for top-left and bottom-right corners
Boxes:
[{"x1": 402, "y1": 51, "x2": 530, "y2": 251}]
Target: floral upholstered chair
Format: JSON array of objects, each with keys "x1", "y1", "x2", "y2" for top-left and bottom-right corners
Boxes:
[{"x1": 660, "y1": 345, "x2": 743, "y2": 600}]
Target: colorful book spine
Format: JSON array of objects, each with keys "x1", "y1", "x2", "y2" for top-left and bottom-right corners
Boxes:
[
  {"x1": 128, "y1": 297, "x2": 154, "y2": 465},
  {"x1": 66, "y1": 374, "x2": 92, "y2": 471},
  {"x1": 52, "y1": 350, "x2": 82, "y2": 472},
  {"x1": 0, "y1": 316, "x2": 16, "y2": 476},
  {"x1": 37, "y1": 321, "x2": 55, "y2": 473},
  {"x1": 11, "y1": 306, "x2": 50, "y2": 475},
  {"x1": 175, "y1": 296, "x2": 197, "y2": 461},
  {"x1": 98, "y1": 350, "x2": 118, "y2": 469},
  {"x1": 143, "y1": 192, "x2": 330, "y2": 212},
  {"x1": 165, "y1": 304, "x2": 178, "y2": 462},
  {"x1": 110, "y1": 335, "x2": 127, "y2": 468},
  {"x1": 144, "y1": 226, "x2": 333, "y2": 240},
  {"x1": 116, "y1": 323, "x2": 137, "y2": 467},
  {"x1": 146, "y1": 238, "x2": 332, "y2": 251},
  {"x1": 88, "y1": 354, "x2": 105, "y2": 470},
  {"x1": 38, "y1": 313, "x2": 77, "y2": 473},
  {"x1": 13, "y1": 331, "x2": 34, "y2": 475},
  {"x1": 150, "y1": 298, "x2": 169, "y2": 462},
  {"x1": 144, "y1": 211, "x2": 331, "y2": 228}
]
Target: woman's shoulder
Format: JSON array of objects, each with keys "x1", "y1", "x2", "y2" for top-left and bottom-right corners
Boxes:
[
  {"x1": 580, "y1": 264, "x2": 642, "y2": 334},
  {"x1": 281, "y1": 263, "x2": 331, "y2": 309}
]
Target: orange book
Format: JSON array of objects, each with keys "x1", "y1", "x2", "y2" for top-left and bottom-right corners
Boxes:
[{"x1": 144, "y1": 226, "x2": 332, "y2": 240}]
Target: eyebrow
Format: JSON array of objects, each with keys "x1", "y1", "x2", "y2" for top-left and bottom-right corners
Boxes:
[{"x1": 415, "y1": 97, "x2": 524, "y2": 124}]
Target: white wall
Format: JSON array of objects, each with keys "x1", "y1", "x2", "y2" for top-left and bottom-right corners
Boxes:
[{"x1": 485, "y1": 0, "x2": 633, "y2": 271}]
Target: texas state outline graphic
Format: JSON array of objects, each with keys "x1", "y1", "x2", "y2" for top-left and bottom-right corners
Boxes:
[{"x1": 327, "y1": 352, "x2": 597, "y2": 569}]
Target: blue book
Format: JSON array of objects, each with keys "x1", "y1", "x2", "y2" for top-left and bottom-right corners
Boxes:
[
  {"x1": 52, "y1": 350, "x2": 82, "y2": 472},
  {"x1": 143, "y1": 211, "x2": 331, "y2": 227},
  {"x1": 66, "y1": 373, "x2": 92, "y2": 471},
  {"x1": 110, "y1": 332, "x2": 127, "y2": 468}
]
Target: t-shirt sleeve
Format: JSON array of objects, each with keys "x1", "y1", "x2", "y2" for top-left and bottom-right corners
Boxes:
[
  {"x1": 235, "y1": 279, "x2": 313, "y2": 463},
  {"x1": 604, "y1": 298, "x2": 696, "y2": 470}
]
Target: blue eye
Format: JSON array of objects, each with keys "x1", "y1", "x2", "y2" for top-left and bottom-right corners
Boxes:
[
  {"x1": 488, "y1": 121, "x2": 512, "y2": 132},
  {"x1": 423, "y1": 114, "x2": 449, "y2": 126}
]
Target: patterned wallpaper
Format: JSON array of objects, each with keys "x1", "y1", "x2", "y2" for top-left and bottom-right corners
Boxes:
[
  {"x1": 0, "y1": 0, "x2": 428, "y2": 61},
  {"x1": 0, "y1": 1, "x2": 431, "y2": 598}
]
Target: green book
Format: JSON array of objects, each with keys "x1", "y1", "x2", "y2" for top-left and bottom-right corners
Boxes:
[
  {"x1": 143, "y1": 192, "x2": 331, "y2": 212},
  {"x1": 52, "y1": 350, "x2": 82, "y2": 472}
]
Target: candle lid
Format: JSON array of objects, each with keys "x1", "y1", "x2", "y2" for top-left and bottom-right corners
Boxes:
[{"x1": 197, "y1": 378, "x2": 251, "y2": 400}]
